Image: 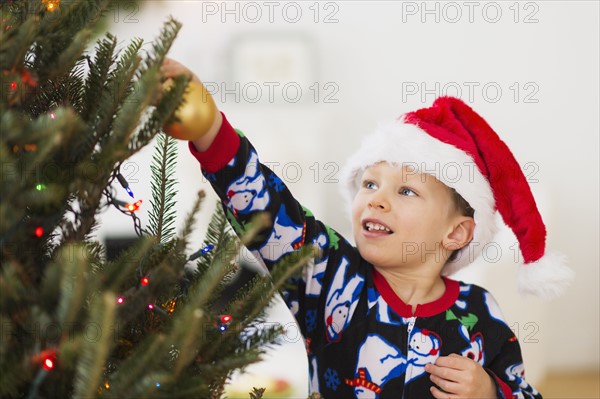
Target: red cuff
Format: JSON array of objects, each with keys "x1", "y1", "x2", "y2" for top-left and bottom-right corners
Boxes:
[
  {"x1": 487, "y1": 369, "x2": 514, "y2": 399},
  {"x1": 188, "y1": 112, "x2": 240, "y2": 173}
]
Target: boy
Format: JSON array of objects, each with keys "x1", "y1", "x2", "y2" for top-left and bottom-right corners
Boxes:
[{"x1": 161, "y1": 59, "x2": 572, "y2": 398}]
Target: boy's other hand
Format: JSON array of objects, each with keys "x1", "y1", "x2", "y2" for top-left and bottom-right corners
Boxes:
[{"x1": 425, "y1": 354, "x2": 497, "y2": 398}]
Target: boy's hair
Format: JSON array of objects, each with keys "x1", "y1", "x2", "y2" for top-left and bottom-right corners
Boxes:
[{"x1": 447, "y1": 188, "x2": 474, "y2": 262}]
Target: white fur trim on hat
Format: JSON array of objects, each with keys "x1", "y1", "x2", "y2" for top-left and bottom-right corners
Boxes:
[
  {"x1": 340, "y1": 120, "x2": 497, "y2": 275},
  {"x1": 517, "y1": 251, "x2": 574, "y2": 300}
]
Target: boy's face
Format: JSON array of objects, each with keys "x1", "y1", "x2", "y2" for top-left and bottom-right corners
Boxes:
[{"x1": 351, "y1": 162, "x2": 460, "y2": 270}]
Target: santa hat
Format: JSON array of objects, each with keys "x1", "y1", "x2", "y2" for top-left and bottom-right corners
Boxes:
[{"x1": 341, "y1": 96, "x2": 573, "y2": 300}]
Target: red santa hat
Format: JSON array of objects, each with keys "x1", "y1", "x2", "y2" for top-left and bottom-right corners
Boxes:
[{"x1": 341, "y1": 96, "x2": 573, "y2": 300}]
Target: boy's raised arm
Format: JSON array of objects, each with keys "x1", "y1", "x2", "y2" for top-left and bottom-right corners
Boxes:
[
  {"x1": 159, "y1": 58, "x2": 347, "y2": 283},
  {"x1": 158, "y1": 59, "x2": 366, "y2": 346}
]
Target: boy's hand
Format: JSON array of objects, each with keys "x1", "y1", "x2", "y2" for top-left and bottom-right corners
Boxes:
[
  {"x1": 160, "y1": 58, "x2": 202, "y2": 85},
  {"x1": 425, "y1": 354, "x2": 497, "y2": 398},
  {"x1": 159, "y1": 58, "x2": 222, "y2": 149}
]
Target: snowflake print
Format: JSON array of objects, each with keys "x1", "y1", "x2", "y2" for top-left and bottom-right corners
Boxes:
[
  {"x1": 306, "y1": 309, "x2": 317, "y2": 332},
  {"x1": 324, "y1": 368, "x2": 341, "y2": 391},
  {"x1": 267, "y1": 173, "x2": 285, "y2": 192}
]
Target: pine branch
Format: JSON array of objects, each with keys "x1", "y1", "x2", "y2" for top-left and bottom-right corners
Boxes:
[
  {"x1": 103, "y1": 334, "x2": 168, "y2": 398},
  {"x1": 0, "y1": 259, "x2": 30, "y2": 314},
  {"x1": 94, "y1": 236, "x2": 156, "y2": 292},
  {"x1": 234, "y1": 246, "x2": 314, "y2": 328},
  {"x1": 168, "y1": 246, "x2": 237, "y2": 375},
  {"x1": 0, "y1": 315, "x2": 25, "y2": 397},
  {"x1": 129, "y1": 72, "x2": 187, "y2": 153},
  {"x1": 94, "y1": 38, "x2": 143, "y2": 148},
  {"x1": 250, "y1": 387, "x2": 266, "y2": 399},
  {"x1": 0, "y1": 2, "x2": 295, "y2": 397},
  {"x1": 53, "y1": 244, "x2": 90, "y2": 328},
  {"x1": 105, "y1": 67, "x2": 157, "y2": 155},
  {"x1": 68, "y1": 57, "x2": 87, "y2": 107},
  {"x1": 174, "y1": 190, "x2": 206, "y2": 255},
  {"x1": 128, "y1": 17, "x2": 183, "y2": 152},
  {"x1": 82, "y1": 33, "x2": 117, "y2": 121},
  {"x1": 0, "y1": 10, "x2": 38, "y2": 72},
  {"x1": 145, "y1": 377, "x2": 211, "y2": 399},
  {"x1": 148, "y1": 132, "x2": 178, "y2": 243},
  {"x1": 44, "y1": 28, "x2": 91, "y2": 81},
  {"x1": 73, "y1": 292, "x2": 117, "y2": 399},
  {"x1": 32, "y1": 0, "x2": 108, "y2": 81},
  {"x1": 139, "y1": 17, "x2": 181, "y2": 77},
  {"x1": 192, "y1": 202, "x2": 236, "y2": 279}
]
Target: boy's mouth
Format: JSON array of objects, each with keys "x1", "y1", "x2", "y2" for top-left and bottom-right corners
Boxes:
[{"x1": 362, "y1": 220, "x2": 393, "y2": 234}]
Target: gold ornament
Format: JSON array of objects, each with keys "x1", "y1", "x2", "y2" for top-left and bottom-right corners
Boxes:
[{"x1": 163, "y1": 80, "x2": 218, "y2": 141}]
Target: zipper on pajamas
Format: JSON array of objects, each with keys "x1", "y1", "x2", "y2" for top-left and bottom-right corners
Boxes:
[{"x1": 401, "y1": 315, "x2": 417, "y2": 399}]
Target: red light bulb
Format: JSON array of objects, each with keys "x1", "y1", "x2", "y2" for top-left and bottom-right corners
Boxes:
[
  {"x1": 34, "y1": 227, "x2": 44, "y2": 237},
  {"x1": 42, "y1": 358, "x2": 54, "y2": 371},
  {"x1": 141, "y1": 277, "x2": 149, "y2": 286},
  {"x1": 126, "y1": 199, "x2": 142, "y2": 212}
]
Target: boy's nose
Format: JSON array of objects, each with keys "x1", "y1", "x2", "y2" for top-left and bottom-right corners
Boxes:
[{"x1": 368, "y1": 196, "x2": 389, "y2": 211}]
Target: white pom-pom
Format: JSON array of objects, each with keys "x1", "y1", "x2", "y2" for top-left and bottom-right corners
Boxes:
[{"x1": 517, "y1": 251, "x2": 574, "y2": 300}]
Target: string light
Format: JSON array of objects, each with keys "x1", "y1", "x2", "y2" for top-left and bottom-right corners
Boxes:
[
  {"x1": 117, "y1": 296, "x2": 124, "y2": 304},
  {"x1": 42, "y1": 358, "x2": 54, "y2": 370},
  {"x1": 50, "y1": 113, "x2": 55, "y2": 119},
  {"x1": 141, "y1": 276, "x2": 150, "y2": 286},
  {"x1": 34, "y1": 227, "x2": 44, "y2": 237},
  {"x1": 42, "y1": 0, "x2": 60, "y2": 12},
  {"x1": 147, "y1": 304, "x2": 168, "y2": 316},
  {"x1": 116, "y1": 173, "x2": 134, "y2": 198},
  {"x1": 188, "y1": 244, "x2": 214, "y2": 261},
  {"x1": 165, "y1": 300, "x2": 176, "y2": 313},
  {"x1": 10, "y1": 81, "x2": 16, "y2": 90},
  {"x1": 126, "y1": 200, "x2": 142, "y2": 212},
  {"x1": 36, "y1": 184, "x2": 46, "y2": 191},
  {"x1": 11, "y1": 144, "x2": 37, "y2": 154},
  {"x1": 39, "y1": 349, "x2": 57, "y2": 371},
  {"x1": 103, "y1": 168, "x2": 146, "y2": 237},
  {"x1": 219, "y1": 315, "x2": 233, "y2": 332}
]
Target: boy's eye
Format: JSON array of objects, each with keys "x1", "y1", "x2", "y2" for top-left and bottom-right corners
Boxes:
[
  {"x1": 363, "y1": 181, "x2": 377, "y2": 190},
  {"x1": 399, "y1": 187, "x2": 417, "y2": 196}
]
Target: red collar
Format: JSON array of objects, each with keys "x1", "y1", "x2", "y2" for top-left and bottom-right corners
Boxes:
[{"x1": 372, "y1": 268, "x2": 459, "y2": 318}]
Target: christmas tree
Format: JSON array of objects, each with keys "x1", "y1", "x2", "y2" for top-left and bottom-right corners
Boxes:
[{"x1": 0, "y1": 1, "x2": 312, "y2": 397}]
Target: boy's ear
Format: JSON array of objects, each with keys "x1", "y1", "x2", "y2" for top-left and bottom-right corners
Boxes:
[{"x1": 443, "y1": 217, "x2": 475, "y2": 251}]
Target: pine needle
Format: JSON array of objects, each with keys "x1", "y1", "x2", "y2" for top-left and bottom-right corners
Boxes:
[{"x1": 148, "y1": 132, "x2": 178, "y2": 243}]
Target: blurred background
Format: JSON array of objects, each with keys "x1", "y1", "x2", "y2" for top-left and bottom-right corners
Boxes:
[{"x1": 99, "y1": 1, "x2": 598, "y2": 397}]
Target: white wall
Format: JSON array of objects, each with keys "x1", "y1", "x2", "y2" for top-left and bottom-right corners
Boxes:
[{"x1": 99, "y1": 0, "x2": 599, "y2": 391}]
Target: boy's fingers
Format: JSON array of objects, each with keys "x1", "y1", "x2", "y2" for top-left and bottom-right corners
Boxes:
[
  {"x1": 429, "y1": 374, "x2": 460, "y2": 396},
  {"x1": 425, "y1": 363, "x2": 461, "y2": 382},
  {"x1": 434, "y1": 354, "x2": 470, "y2": 370},
  {"x1": 430, "y1": 385, "x2": 458, "y2": 399}
]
